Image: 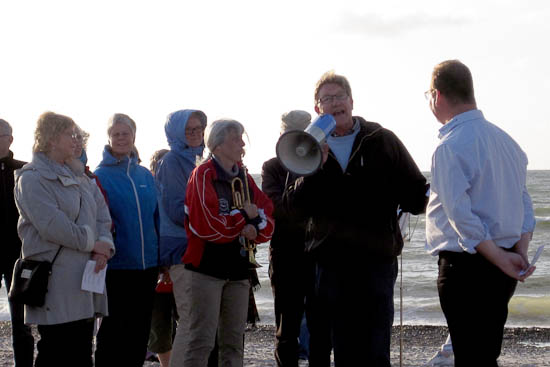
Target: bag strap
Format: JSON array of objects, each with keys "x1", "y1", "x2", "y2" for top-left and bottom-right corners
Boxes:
[{"x1": 50, "y1": 246, "x2": 63, "y2": 265}]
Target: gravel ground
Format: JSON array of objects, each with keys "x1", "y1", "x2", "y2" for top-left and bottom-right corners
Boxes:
[{"x1": 1, "y1": 322, "x2": 549, "y2": 366}]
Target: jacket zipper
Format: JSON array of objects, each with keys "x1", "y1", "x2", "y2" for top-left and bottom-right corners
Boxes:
[
  {"x1": 347, "y1": 127, "x2": 382, "y2": 166},
  {"x1": 125, "y1": 159, "x2": 146, "y2": 269}
]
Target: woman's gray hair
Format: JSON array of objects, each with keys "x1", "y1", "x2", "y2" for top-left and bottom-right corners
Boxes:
[
  {"x1": 33, "y1": 112, "x2": 75, "y2": 153},
  {"x1": 205, "y1": 119, "x2": 246, "y2": 154},
  {"x1": 75, "y1": 124, "x2": 90, "y2": 149},
  {"x1": 107, "y1": 113, "x2": 136, "y2": 138}
]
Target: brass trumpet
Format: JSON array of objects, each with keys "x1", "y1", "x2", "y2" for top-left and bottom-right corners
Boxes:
[{"x1": 231, "y1": 165, "x2": 262, "y2": 268}]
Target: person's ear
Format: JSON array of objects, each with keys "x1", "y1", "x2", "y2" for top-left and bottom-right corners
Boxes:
[{"x1": 434, "y1": 89, "x2": 441, "y2": 105}]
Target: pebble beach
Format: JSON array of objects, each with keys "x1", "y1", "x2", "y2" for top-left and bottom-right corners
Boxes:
[{"x1": 0, "y1": 322, "x2": 548, "y2": 366}]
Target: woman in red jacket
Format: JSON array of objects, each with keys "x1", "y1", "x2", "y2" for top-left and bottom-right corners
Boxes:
[{"x1": 176, "y1": 119, "x2": 274, "y2": 366}]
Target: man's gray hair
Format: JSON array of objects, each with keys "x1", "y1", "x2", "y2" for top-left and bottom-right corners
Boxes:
[
  {"x1": 0, "y1": 119, "x2": 12, "y2": 136},
  {"x1": 205, "y1": 119, "x2": 245, "y2": 153}
]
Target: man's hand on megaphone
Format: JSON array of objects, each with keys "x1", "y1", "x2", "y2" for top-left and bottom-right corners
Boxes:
[{"x1": 321, "y1": 142, "x2": 329, "y2": 165}]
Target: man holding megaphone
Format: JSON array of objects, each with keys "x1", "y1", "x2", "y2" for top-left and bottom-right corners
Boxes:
[{"x1": 282, "y1": 71, "x2": 429, "y2": 367}]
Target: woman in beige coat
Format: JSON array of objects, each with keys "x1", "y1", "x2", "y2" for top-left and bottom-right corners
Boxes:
[{"x1": 14, "y1": 112, "x2": 114, "y2": 367}]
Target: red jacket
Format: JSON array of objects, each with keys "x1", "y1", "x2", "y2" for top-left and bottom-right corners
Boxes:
[{"x1": 183, "y1": 159, "x2": 274, "y2": 279}]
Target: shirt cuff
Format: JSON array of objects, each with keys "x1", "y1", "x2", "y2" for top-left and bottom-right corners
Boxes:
[{"x1": 83, "y1": 225, "x2": 95, "y2": 252}]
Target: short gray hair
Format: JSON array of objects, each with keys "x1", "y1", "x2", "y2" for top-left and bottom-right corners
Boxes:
[
  {"x1": 0, "y1": 119, "x2": 12, "y2": 136},
  {"x1": 75, "y1": 124, "x2": 90, "y2": 149},
  {"x1": 314, "y1": 70, "x2": 353, "y2": 105},
  {"x1": 107, "y1": 113, "x2": 136, "y2": 138},
  {"x1": 205, "y1": 119, "x2": 246, "y2": 153}
]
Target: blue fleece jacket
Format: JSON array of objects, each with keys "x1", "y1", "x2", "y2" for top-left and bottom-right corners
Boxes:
[
  {"x1": 156, "y1": 109, "x2": 206, "y2": 266},
  {"x1": 94, "y1": 147, "x2": 159, "y2": 270}
]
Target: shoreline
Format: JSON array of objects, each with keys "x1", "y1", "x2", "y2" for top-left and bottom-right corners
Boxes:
[
  {"x1": 244, "y1": 325, "x2": 550, "y2": 367},
  {"x1": 1, "y1": 322, "x2": 549, "y2": 366}
]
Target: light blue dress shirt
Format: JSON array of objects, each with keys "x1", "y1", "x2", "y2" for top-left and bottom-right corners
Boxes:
[{"x1": 425, "y1": 109, "x2": 536, "y2": 255}]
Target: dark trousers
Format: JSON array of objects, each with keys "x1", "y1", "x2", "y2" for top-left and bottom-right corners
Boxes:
[
  {"x1": 307, "y1": 257, "x2": 397, "y2": 367},
  {"x1": 35, "y1": 319, "x2": 94, "y2": 367},
  {"x1": 438, "y1": 251, "x2": 517, "y2": 367},
  {"x1": 269, "y1": 247, "x2": 312, "y2": 367},
  {"x1": 2, "y1": 268, "x2": 35, "y2": 367},
  {"x1": 95, "y1": 267, "x2": 158, "y2": 367}
]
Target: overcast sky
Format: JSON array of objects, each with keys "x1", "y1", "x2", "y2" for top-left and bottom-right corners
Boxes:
[{"x1": 1, "y1": 0, "x2": 548, "y2": 173}]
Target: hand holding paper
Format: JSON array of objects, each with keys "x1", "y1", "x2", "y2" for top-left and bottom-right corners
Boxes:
[
  {"x1": 81, "y1": 260, "x2": 107, "y2": 294},
  {"x1": 519, "y1": 245, "x2": 545, "y2": 277}
]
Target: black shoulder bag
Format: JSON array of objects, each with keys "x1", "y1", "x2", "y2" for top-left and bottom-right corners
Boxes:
[{"x1": 8, "y1": 247, "x2": 63, "y2": 307}]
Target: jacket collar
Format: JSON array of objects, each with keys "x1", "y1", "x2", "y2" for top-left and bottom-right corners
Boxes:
[
  {"x1": 18, "y1": 152, "x2": 79, "y2": 186},
  {"x1": 0, "y1": 150, "x2": 14, "y2": 163},
  {"x1": 98, "y1": 145, "x2": 139, "y2": 169}
]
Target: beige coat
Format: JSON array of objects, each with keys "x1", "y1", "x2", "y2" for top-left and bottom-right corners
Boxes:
[{"x1": 14, "y1": 153, "x2": 114, "y2": 325}]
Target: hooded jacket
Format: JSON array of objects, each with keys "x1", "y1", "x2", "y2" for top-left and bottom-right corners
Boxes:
[
  {"x1": 94, "y1": 147, "x2": 159, "y2": 270},
  {"x1": 284, "y1": 117, "x2": 428, "y2": 264},
  {"x1": 14, "y1": 153, "x2": 114, "y2": 324},
  {"x1": 0, "y1": 151, "x2": 25, "y2": 273},
  {"x1": 155, "y1": 109, "x2": 206, "y2": 266}
]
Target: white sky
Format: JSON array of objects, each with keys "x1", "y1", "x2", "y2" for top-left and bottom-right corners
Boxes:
[{"x1": 1, "y1": 0, "x2": 549, "y2": 173}]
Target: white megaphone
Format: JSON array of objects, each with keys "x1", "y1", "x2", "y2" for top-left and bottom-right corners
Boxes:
[{"x1": 276, "y1": 114, "x2": 336, "y2": 176}]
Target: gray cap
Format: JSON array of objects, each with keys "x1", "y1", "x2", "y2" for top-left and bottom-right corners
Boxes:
[{"x1": 280, "y1": 110, "x2": 311, "y2": 134}]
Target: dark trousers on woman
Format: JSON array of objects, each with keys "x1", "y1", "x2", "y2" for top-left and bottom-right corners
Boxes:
[
  {"x1": 269, "y1": 247, "x2": 313, "y2": 367},
  {"x1": 35, "y1": 319, "x2": 94, "y2": 367},
  {"x1": 3, "y1": 268, "x2": 35, "y2": 367},
  {"x1": 307, "y1": 256, "x2": 397, "y2": 367},
  {"x1": 95, "y1": 267, "x2": 158, "y2": 367},
  {"x1": 438, "y1": 251, "x2": 517, "y2": 367}
]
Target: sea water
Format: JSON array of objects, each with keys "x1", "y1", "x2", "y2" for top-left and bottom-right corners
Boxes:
[
  {"x1": 1, "y1": 171, "x2": 548, "y2": 327},
  {"x1": 250, "y1": 170, "x2": 550, "y2": 328}
]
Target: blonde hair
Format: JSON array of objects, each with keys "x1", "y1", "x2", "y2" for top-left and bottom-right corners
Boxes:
[
  {"x1": 314, "y1": 70, "x2": 353, "y2": 105},
  {"x1": 33, "y1": 112, "x2": 75, "y2": 153}
]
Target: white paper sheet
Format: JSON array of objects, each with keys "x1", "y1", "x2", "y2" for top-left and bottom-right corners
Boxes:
[
  {"x1": 81, "y1": 260, "x2": 107, "y2": 294},
  {"x1": 519, "y1": 245, "x2": 545, "y2": 276}
]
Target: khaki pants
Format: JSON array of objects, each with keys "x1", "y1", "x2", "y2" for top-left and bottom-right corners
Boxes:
[
  {"x1": 170, "y1": 266, "x2": 249, "y2": 367},
  {"x1": 169, "y1": 263, "x2": 187, "y2": 365}
]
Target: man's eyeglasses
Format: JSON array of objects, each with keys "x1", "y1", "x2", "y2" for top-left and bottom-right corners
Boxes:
[
  {"x1": 424, "y1": 89, "x2": 435, "y2": 100},
  {"x1": 185, "y1": 126, "x2": 204, "y2": 135},
  {"x1": 317, "y1": 93, "x2": 348, "y2": 105}
]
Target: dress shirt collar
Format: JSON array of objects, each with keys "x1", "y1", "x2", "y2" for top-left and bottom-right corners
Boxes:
[{"x1": 438, "y1": 109, "x2": 484, "y2": 139}]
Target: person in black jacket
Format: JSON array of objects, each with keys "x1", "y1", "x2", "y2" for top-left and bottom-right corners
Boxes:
[
  {"x1": 0, "y1": 118, "x2": 34, "y2": 367},
  {"x1": 283, "y1": 72, "x2": 429, "y2": 367},
  {"x1": 261, "y1": 110, "x2": 314, "y2": 367}
]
